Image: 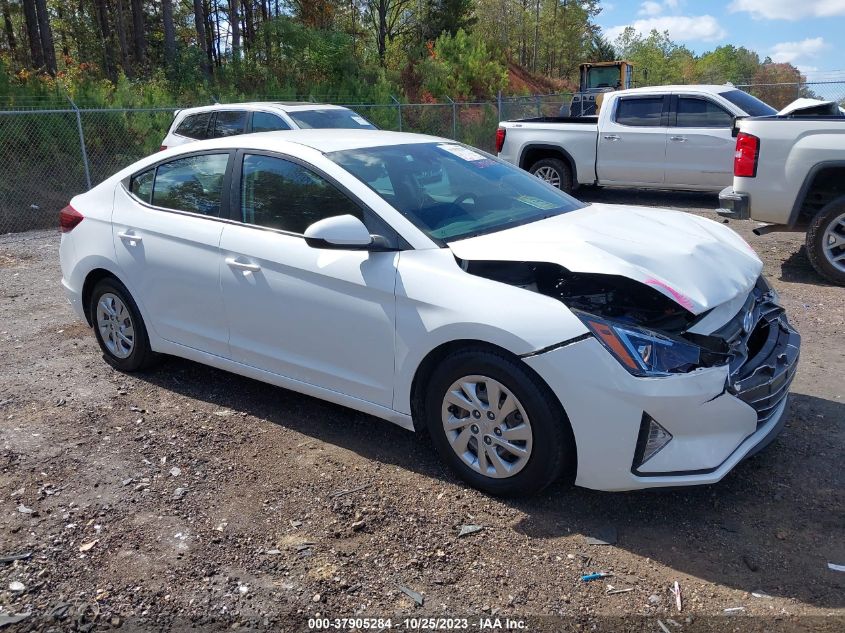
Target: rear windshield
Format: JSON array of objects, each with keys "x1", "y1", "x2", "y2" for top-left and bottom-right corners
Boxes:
[
  {"x1": 720, "y1": 90, "x2": 777, "y2": 117},
  {"x1": 329, "y1": 143, "x2": 584, "y2": 242},
  {"x1": 287, "y1": 108, "x2": 377, "y2": 130}
]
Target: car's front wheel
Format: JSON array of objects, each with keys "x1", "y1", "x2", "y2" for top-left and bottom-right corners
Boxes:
[
  {"x1": 90, "y1": 278, "x2": 158, "y2": 372},
  {"x1": 424, "y1": 348, "x2": 574, "y2": 496},
  {"x1": 806, "y1": 197, "x2": 845, "y2": 284}
]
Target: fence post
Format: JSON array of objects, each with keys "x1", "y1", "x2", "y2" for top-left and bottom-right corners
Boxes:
[
  {"x1": 536, "y1": 94, "x2": 542, "y2": 117},
  {"x1": 65, "y1": 94, "x2": 92, "y2": 190},
  {"x1": 391, "y1": 95, "x2": 402, "y2": 132},
  {"x1": 446, "y1": 96, "x2": 457, "y2": 140}
]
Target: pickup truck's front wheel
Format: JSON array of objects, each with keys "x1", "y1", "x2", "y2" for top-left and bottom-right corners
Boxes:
[
  {"x1": 529, "y1": 158, "x2": 573, "y2": 193},
  {"x1": 806, "y1": 197, "x2": 845, "y2": 284}
]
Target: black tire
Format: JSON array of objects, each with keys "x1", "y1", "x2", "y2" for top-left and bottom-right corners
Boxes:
[
  {"x1": 423, "y1": 348, "x2": 575, "y2": 496},
  {"x1": 529, "y1": 157, "x2": 573, "y2": 193},
  {"x1": 806, "y1": 197, "x2": 845, "y2": 284},
  {"x1": 89, "y1": 277, "x2": 158, "y2": 372}
]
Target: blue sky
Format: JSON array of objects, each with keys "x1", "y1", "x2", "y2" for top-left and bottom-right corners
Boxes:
[{"x1": 597, "y1": 0, "x2": 845, "y2": 79}]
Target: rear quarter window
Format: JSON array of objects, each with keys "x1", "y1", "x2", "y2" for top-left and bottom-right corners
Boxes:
[{"x1": 175, "y1": 112, "x2": 212, "y2": 139}]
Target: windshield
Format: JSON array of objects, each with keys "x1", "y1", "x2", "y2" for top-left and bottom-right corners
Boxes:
[
  {"x1": 287, "y1": 108, "x2": 377, "y2": 130},
  {"x1": 328, "y1": 143, "x2": 584, "y2": 242},
  {"x1": 587, "y1": 66, "x2": 620, "y2": 89},
  {"x1": 720, "y1": 89, "x2": 777, "y2": 116}
]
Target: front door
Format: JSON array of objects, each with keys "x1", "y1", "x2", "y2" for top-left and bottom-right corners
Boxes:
[{"x1": 219, "y1": 152, "x2": 398, "y2": 407}]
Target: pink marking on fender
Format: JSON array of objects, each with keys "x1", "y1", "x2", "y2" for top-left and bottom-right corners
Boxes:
[{"x1": 644, "y1": 278, "x2": 695, "y2": 312}]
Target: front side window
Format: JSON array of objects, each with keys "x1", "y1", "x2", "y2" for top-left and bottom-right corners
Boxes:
[
  {"x1": 213, "y1": 111, "x2": 247, "y2": 137},
  {"x1": 720, "y1": 89, "x2": 777, "y2": 117},
  {"x1": 287, "y1": 108, "x2": 377, "y2": 130},
  {"x1": 130, "y1": 168, "x2": 155, "y2": 203},
  {"x1": 615, "y1": 97, "x2": 664, "y2": 127},
  {"x1": 329, "y1": 143, "x2": 584, "y2": 242},
  {"x1": 251, "y1": 112, "x2": 291, "y2": 132},
  {"x1": 151, "y1": 154, "x2": 229, "y2": 216},
  {"x1": 240, "y1": 154, "x2": 362, "y2": 234},
  {"x1": 676, "y1": 97, "x2": 733, "y2": 128},
  {"x1": 175, "y1": 112, "x2": 212, "y2": 139}
]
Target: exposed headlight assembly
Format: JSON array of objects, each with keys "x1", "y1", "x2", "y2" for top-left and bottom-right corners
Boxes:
[{"x1": 578, "y1": 313, "x2": 702, "y2": 377}]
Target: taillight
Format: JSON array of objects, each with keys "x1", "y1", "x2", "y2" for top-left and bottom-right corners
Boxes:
[
  {"x1": 59, "y1": 204, "x2": 84, "y2": 233},
  {"x1": 159, "y1": 145, "x2": 167, "y2": 151},
  {"x1": 734, "y1": 132, "x2": 759, "y2": 178},
  {"x1": 495, "y1": 127, "x2": 506, "y2": 153}
]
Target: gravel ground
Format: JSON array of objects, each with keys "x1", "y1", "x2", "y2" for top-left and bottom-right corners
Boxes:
[{"x1": 0, "y1": 190, "x2": 843, "y2": 632}]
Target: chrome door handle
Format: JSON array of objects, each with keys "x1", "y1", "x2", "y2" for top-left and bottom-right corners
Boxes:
[
  {"x1": 225, "y1": 257, "x2": 261, "y2": 272},
  {"x1": 603, "y1": 134, "x2": 621, "y2": 141},
  {"x1": 670, "y1": 136, "x2": 687, "y2": 142},
  {"x1": 117, "y1": 231, "x2": 142, "y2": 244}
]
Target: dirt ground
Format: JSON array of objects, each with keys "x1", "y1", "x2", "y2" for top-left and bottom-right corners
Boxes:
[{"x1": 0, "y1": 190, "x2": 843, "y2": 632}]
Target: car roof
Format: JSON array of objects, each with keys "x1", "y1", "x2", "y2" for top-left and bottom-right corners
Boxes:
[
  {"x1": 176, "y1": 102, "x2": 353, "y2": 115},
  {"x1": 165, "y1": 129, "x2": 448, "y2": 154},
  {"x1": 616, "y1": 84, "x2": 736, "y2": 96}
]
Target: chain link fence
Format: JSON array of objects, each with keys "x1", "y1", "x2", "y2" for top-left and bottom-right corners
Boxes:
[{"x1": 2, "y1": 82, "x2": 844, "y2": 236}]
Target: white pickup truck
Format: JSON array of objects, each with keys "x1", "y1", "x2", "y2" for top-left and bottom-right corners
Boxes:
[
  {"x1": 718, "y1": 109, "x2": 845, "y2": 284},
  {"x1": 496, "y1": 85, "x2": 776, "y2": 193}
]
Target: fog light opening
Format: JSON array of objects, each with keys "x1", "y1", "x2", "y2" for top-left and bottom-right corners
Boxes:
[{"x1": 634, "y1": 414, "x2": 673, "y2": 469}]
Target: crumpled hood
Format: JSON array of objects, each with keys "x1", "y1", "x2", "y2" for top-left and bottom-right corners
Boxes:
[{"x1": 448, "y1": 204, "x2": 763, "y2": 315}]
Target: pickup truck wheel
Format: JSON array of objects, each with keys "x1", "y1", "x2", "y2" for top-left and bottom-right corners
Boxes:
[
  {"x1": 806, "y1": 197, "x2": 845, "y2": 284},
  {"x1": 529, "y1": 158, "x2": 573, "y2": 193},
  {"x1": 424, "y1": 348, "x2": 575, "y2": 497}
]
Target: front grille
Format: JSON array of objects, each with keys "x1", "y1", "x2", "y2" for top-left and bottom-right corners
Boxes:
[{"x1": 715, "y1": 279, "x2": 801, "y2": 429}]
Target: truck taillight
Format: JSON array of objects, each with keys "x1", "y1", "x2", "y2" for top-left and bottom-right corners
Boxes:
[
  {"x1": 495, "y1": 128, "x2": 506, "y2": 153},
  {"x1": 59, "y1": 204, "x2": 84, "y2": 233},
  {"x1": 734, "y1": 132, "x2": 759, "y2": 178}
]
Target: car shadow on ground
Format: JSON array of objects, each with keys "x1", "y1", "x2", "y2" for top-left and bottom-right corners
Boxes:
[
  {"x1": 576, "y1": 187, "x2": 719, "y2": 211},
  {"x1": 136, "y1": 358, "x2": 844, "y2": 609},
  {"x1": 778, "y1": 246, "x2": 837, "y2": 286}
]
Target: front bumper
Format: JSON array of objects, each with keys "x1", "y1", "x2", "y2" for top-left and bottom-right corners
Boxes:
[
  {"x1": 523, "y1": 293, "x2": 799, "y2": 491},
  {"x1": 717, "y1": 186, "x2": 751, "y2": 220}
]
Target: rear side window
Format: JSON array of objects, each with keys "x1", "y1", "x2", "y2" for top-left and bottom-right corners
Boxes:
[
  {"x1": 130, "y1": 169, "x2": 155, "y2": 203},
  {"x1": 174, "y1": 112, "x2": 212, "y2": 139},
  {"x1": 615, "y1": 97, "x2": 663, "y2": 127},
  {"x1": 251, "y1": 112, "x2": 291, "y2": 132},
  {"x1": 240, "y1": 154, "x2": 363, "y2": 234},
  {"x1": 151, "y1": 154, "x2": 229, "y2": 216},
  {"x1": 287, "y1": 108, "x2": 377, "y2": 130},
  {"x1": 676, "y1": 97, "x2": 733, "y2": 128},
  {"x1": 213, "y1": 111, "x2": 247, "y2": 137}
]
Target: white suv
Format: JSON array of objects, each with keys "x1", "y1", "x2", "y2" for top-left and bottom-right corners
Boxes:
[{"x1": 160, "y1": 102, "x2": 376, "y2": 150}]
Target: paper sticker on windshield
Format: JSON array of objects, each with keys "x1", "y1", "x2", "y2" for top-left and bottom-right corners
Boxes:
[
  {"x1": 351, "y1": 115, "x2": 370, "y2": 126},
  {"x1": 437, "y1": 144, "x2": 486, "y2": 161},
  {"x1": 517, "y1": 195, "x2": 557, "y2": 210}
]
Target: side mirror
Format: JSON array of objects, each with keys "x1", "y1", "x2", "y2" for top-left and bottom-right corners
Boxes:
[{"x1": 303, "y1": 214, "x2": 374, "y2": 250}]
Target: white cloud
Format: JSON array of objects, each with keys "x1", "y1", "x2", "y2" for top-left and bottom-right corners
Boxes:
[
  {"x1": 639, "y1": 1, "x2": 663, "y2": 16},
  {"x1": 770, "y1": 37, "x2": 828, "y2": 64},
  {"x1": 606, "y1": 15, "x2": 727, "y2": 43},
  {"x1": 729, "y1": 0, "x2": 845, "y2": 20}
]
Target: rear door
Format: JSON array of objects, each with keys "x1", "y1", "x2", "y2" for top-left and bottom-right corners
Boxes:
[
  {"x1": 596, "y1": 94, "x2": 669, "y2": 185},
  {"x1": 112, "y1": 151, "x2": 233, "y2": 356},
  {"x1": 664, "y1": 94, "x2": 735, "y2": 189}
]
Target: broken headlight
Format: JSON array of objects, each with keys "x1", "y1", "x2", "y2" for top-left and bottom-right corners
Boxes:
[{"x1": 578, "y1": 313, "x2": 701, "y2": 377}]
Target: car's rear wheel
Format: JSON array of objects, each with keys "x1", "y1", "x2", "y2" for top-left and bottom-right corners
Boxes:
[
  {"x1": 529, "y1": 158, "x2": 573, "y2": 193},
  {"x1": 90, "y1": 278, "x2": 158, "y2": 372},
  {"x1": 424, "y1": 348, "x2": 574, "y2": 496},
  {"x1": 806, "y1": 197, "x2": 845, "y2": 284}
]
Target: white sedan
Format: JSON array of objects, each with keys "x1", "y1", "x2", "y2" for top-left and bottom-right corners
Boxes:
[{"x1": 59, "y1": 130, "x2": 800, "y2": 495}]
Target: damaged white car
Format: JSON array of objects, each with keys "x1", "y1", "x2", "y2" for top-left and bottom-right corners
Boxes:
[{"x1": 59, "y1": 130, "x2": 800, "y2": 495}]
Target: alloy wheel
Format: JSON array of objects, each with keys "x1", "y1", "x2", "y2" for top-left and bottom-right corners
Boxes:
[{"x1": 96, "y1": 293, "x2": 135, "y2": 359}]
